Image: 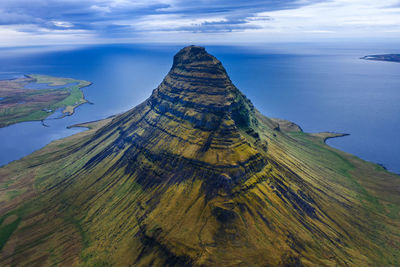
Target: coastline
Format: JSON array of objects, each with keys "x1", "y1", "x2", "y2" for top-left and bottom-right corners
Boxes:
[
  {"x1": 265, "y1": 118, "x2": 396, "y2": 173},
  {"x1": 0, "y1": 75, "x2": 93, "y2": 128},
  {"x1": 66, "y1": 115, "x2": 116, "y2": 130},
  {"x1": 322, "y1": 131, "x2": 398, "y2": 175},
  {"x1": 60, "y1": 81, "x2": 94, "y2": 117},
  {"x1": 361, "y1": 54, "x2": 400, "y2": 63},
  {"x1": 320, "y1": 132, "x2": 350, "y2": 144}
]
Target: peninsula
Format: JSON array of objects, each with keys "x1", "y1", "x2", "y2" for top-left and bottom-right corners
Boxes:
[
  {"x1": 361, "y1": 54, "x2": 400, "y2": 63},
  {"x1": 0, "y1": 74, "x2": 91, "y2": 128}
]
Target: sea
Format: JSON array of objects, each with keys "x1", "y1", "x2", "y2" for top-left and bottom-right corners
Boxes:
[{"x1": 0, "y1": 43, "x2": 399, "y2": 173}]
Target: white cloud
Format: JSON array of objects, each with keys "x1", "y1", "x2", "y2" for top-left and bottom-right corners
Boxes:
[
  {"x1": 0, "y1": 0, "x2": 399, "y2": 46},
  {"x1": 90, "y1": 5, "x2": 111, "y2": 13},
  {"x1": 119, "y1": 0, "x2": 400, "y2": 42},
  {"x1": 52, "y1": 21, "x2": 74, "y2": 28},
  {"x1": 133, "y1": 14, "x2": 228, "y2": 31},
  {"x1": 249, "y1": 0, "x2": 400, "y2": 38}
]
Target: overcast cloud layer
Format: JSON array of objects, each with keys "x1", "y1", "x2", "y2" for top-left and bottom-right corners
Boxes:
[{"x1": 0, "y1": 0, "x2": 399, "y2": 46}]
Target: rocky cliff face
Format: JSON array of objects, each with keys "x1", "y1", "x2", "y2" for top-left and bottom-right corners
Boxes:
[
  {"x1": 1, "y1": 46, "x2": 399, "y2": 266},
  {"x1": 88, "y1": 46, "x2": 271, "y2": 198}
]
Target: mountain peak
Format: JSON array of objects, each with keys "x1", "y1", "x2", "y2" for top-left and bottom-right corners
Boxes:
[
  {"x1": 172, "y1": 45, "x2": 220, "y2": 68},
  {"x1": 148, "y1": 45, "x2": 256, "y2": 132}
]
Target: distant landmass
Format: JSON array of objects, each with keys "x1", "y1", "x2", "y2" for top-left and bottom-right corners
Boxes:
[
  {"x1": 1, "y1": 46, "x2": 400, "y2": 266},
  {"x1": 0, "y1": 74, "x2": 91, "y2": 128},
  {"x1": 361, "y1": 54, "x2": 400, "y2": 63}
]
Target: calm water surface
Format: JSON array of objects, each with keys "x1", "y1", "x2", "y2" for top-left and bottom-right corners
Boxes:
[
  {"x1": 0, "y1": 43, "x2": 399, "y2": 173},
  {"x1": 24, "y1": 81, "x2": 79, "y2": 90}
]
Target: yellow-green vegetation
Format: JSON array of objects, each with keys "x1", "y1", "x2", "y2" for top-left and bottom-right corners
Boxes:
[
  {"x1": 0, "y1": 46, "x2": 399, "y2": 266},
  {"x1": 0, "y1": 74, "x2": 92, "y2": 127}
]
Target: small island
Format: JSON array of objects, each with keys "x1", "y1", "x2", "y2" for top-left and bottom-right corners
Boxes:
[
  {"x1": 0, "y1": 74, "x2": 92, "y2": 128},
  {"x1": 361, "y1": 54, "x2": 400, "y2": 63}
]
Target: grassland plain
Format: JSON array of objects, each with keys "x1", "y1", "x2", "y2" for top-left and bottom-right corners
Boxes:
[
  {"x1": 0, "y1": 46, "x2": 399, "y2": 266},
  {"x1": 0, "y1": 74, "x2": 92, "y2": 128}
]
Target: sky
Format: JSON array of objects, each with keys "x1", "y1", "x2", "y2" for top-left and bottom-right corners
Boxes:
[{"x1": 0, "y1": 0, "x2": 400, "y2": 47}]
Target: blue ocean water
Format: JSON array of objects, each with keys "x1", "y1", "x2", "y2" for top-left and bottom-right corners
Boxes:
[{"x1": 0, "y1": 43, "x2": 399, "y2": 173}]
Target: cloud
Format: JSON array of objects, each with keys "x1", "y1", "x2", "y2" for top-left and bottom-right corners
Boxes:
[
  {"x1": 52, "y1": 21, "x2": 74, "y2": 28},
  {"x1": 253, "y1": 0, "x2": 400, "y2": 38},
  {"x1": 0, "y1": 9, "x2": 42, "y2": 25},
  {"x1": 0, "y1": 0, "x2": 398, "y2": 46},
  {"x1": 0, "y1": 1, "x2": 316, "y2": 29}
]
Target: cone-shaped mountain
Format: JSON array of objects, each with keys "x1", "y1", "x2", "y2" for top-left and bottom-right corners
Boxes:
[
  {"x1": 97, "y1": 45, "x2": 270, "y2": 196},
  {"x1": 0, "y1": 46, "x2": 399, "y2": 266}
]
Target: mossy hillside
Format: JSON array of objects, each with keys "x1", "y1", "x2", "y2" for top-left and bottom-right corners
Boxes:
[
  {"x1": 0, "y1": 213, "x2": 22, "y2": 251},
  {"x1": 0, "y1": 46, "x2": 399, "y2": 266},
  {"x1": 2, "y1": 114, "x2": 398, "y2": 266}
]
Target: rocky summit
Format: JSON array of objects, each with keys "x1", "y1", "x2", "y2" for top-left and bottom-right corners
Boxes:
[{"x1": 1, "y1": 46, "x2": 400, "y2": 266}]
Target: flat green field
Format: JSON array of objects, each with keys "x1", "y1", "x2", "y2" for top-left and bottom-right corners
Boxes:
[{"x1": 0, "y1": 74, "x2": 92, "y2": 128}]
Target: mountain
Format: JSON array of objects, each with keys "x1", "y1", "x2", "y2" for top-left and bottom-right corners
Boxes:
[{"x1": 1, "y1": 46, "x2": 400, "y2": 266}]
